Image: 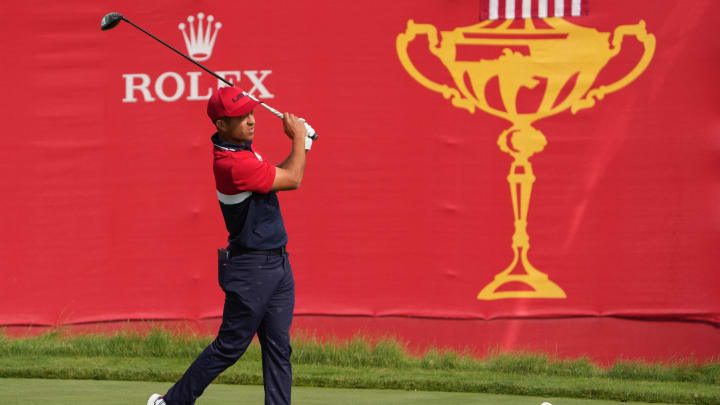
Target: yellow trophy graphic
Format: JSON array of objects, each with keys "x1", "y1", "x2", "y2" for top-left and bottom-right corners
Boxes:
[{"x1": 396, "y1": 18, "x2": 655, "y2": 300}]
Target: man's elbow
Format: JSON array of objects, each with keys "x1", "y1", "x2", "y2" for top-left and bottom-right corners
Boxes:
[
  {"x1": 285, "y1": 169, "x2": 304, "y2": 189},
  {"x1": 270, "y1": 171, "x2": 303, "y2": 191},
  {"x1": 289, "y1": 175, "x2": 303, "y2": 190}
]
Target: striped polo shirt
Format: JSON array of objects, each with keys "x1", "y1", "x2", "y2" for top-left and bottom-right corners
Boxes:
[{"x1": 211, "y1": 133, "x2": 288, "y2": 250}]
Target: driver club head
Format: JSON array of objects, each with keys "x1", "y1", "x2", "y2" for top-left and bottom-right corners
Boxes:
[{"x1": 100, "y1": 12, "x2": 124, "y2": 31}]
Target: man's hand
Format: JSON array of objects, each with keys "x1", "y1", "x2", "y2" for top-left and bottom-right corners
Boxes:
[{"x1": 282, "y1": 113, "x2": 307, "y2": 140}]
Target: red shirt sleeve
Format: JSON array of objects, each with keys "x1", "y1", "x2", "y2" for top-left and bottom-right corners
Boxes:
[{"x1": 229, "y1": 151, "x2": 276, "y2": 194}]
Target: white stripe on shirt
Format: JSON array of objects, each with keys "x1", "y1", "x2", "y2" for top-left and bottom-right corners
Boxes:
[{"x1": 217, "y1": 190, "x2": 252, "y2": 205}]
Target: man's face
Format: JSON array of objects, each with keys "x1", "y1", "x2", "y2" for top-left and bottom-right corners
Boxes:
[{"x1": 217, "y1": 110, "x2": 255, "y2": 144}]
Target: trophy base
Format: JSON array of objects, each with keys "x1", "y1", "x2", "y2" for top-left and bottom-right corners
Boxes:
[{"x1": 477, "y1": 273, "x2": 566, "y2": 300}]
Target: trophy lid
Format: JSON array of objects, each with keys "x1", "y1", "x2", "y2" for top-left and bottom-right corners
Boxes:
[{"x1": 455, "y1": 17, "x2": 583, "y2": 42}]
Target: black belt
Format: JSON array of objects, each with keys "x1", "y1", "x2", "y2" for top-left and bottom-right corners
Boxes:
[{"x1": 231, "y1": 246, "x2": 286, "y2": 256}]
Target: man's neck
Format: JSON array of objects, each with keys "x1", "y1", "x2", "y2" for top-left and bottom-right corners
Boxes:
[{"x1": 217, "y1": 132, "x2": 247, "y2": 147}]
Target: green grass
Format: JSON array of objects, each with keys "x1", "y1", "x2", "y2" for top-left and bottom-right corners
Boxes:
[
  {"x1": 0, "y1": 328, "x2": 718, "y2": 404},
  {"x1": 0, "y1": 378, "x2": 685, "y2": 405}
]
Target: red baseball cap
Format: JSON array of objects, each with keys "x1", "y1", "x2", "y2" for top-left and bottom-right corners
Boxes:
[{"x1": 207, "y1": 87, "x2": 260, "y2": 121}]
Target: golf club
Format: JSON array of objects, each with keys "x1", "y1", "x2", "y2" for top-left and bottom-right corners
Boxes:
[{"x1": 100, "y1": 12, "x2": 318, "y2": 140}]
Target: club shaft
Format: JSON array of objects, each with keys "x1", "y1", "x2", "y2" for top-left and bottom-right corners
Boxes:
[
  {"x1": 122, "y1": 17, "x2": 230, "y2": 85},
  {"x1": 121, "y1": 16, "x2": 308, "y2": 131}
]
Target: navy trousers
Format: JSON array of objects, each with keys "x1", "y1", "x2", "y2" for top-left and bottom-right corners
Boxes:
[{"x1": 164, "y1": 250, "x2": 295, "y2": 405}]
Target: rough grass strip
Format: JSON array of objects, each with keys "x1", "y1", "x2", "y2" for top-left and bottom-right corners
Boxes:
[{"x1": 0, "y1": 328, "x2": 718, "y2": 404}]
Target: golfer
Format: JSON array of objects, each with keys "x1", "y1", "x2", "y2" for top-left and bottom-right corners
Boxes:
[{"x1": 148, "y1": 86, "x2": 312, "y2": 405}]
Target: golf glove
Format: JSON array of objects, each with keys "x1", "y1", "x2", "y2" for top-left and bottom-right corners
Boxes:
[{"x1": 300, "y1": 119, "x2": 316, "y2": 151}]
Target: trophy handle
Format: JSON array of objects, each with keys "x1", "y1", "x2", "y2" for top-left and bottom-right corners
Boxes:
[
  {"x1": 571, "y1": 21, "x2": 656, "y2": 113},
  {"x1": 396, "y1": 20, "x2": 475, "y2": 113}
]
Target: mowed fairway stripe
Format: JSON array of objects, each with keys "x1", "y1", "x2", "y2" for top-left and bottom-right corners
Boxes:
[{"x1": 0, "y1": 378, "x2": 674, "y2": 405}]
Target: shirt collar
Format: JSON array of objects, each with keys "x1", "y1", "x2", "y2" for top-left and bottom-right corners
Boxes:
[{"x1": 211, "y1": 132, "x2": 252, "y2": 152}]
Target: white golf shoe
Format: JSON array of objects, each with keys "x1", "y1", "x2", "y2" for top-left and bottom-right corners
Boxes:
[{"x1": 147, "y1": 393, "x2": 166, "y2": 405}]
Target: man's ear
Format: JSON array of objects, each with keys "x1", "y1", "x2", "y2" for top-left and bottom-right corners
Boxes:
[{"x1": 214, "y1": 119, "x2": 226, "y2": 131}]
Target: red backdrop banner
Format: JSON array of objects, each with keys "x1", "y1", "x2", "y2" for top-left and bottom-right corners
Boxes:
[{"x1": 1, "y1": 0, "x2": 719, "y2": 352}]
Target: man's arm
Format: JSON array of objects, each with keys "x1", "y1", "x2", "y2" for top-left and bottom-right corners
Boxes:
[{"x1": 271, "y1": 113, "x2": 308, "y2": 191}]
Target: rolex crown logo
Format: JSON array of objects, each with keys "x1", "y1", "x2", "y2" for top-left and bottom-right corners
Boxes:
[{"x1": 178, "y1": 12, "x2": 222, "y2": 62}]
